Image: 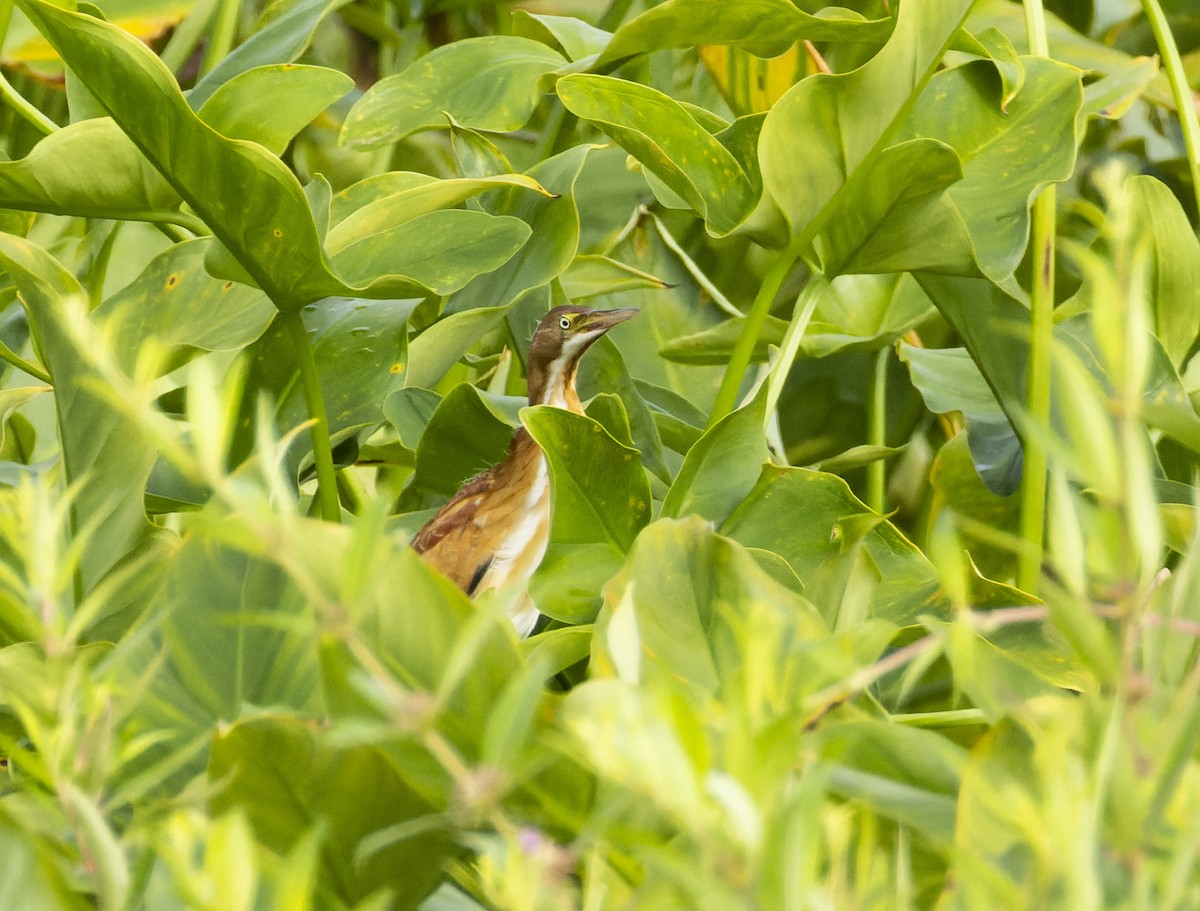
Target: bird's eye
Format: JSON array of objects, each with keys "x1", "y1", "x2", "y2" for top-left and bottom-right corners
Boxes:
[{"x1": 558, "y1": 316, "x2": 571, "y2": 330}]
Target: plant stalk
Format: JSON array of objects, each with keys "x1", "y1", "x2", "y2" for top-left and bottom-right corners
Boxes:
[
  {"x1": 284, "y1": 311, "x2": 341, "y2": 522},
  {"x1": 1140, "y1": 0, "x2": 1200, "y2": 218},
  {"x1": 867, "y1": 345, "x2": 889, "y2": 513},
  {"x1": 1018, "y1": 0, "x2": 1056, "y2": 593},
  {"x1": 709, "y1": 245, "x2": 797, "y2": 426}
]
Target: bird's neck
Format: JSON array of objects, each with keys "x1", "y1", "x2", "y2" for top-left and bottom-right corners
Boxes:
[{"x1": 527, "y1": 358, "x2": 584, "y2": 413}]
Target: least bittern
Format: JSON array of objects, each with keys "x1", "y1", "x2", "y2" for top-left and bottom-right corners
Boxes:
[{"x1": 412, "y1": 305, "x2": 638, "y2": 635}]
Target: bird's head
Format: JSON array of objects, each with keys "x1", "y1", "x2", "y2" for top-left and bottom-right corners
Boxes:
[{"x1": 527, "y1": 305, "x2": 638, "y2": 410}]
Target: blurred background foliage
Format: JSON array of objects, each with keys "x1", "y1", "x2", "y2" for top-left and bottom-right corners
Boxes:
[{"x1": 2, "y1": 0, "x2": 1200, "y2": 907}]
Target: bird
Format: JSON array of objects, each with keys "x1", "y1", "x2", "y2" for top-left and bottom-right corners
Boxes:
[{"x1": 411, "y1": 305, "x2": 638, "y2": 636}]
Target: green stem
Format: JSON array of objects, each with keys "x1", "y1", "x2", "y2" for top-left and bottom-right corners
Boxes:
[
  {"x1": 867, "y1": 346, "x2": 889, "y2": 514},
  {"x1": 1140, "y1": 0, "x2": 1200, "y2": 217},
  {"x1": 284, "y1": 312, "x2": 341, "y2": 522},
  {"x1": 709, "y1": 245, "x2": 797, "y2": 426},
  {"x1": 1017, "y1": 0, "x2": 1056, "y2": 594},
  {"x1": 0, "y1": 70, "x2": 57, "y2": 135},
  {"x1": 0, "y1": 338, "x2": 50, "y2": 384}
]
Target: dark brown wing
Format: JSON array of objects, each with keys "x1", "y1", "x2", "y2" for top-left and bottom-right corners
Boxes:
[{"x1": 411, "y1": 465, "x2": 501, "y2": 555}]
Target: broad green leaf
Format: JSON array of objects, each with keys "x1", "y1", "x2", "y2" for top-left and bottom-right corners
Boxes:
[
  {"x1": 511, "y1": 11, "x2": 611, "y2": 62},
  {"x1": 898, "y1": 57, "x2": 1083, "y2": 282},
  {"x1": 124, "y1": 537, "x2": 319, "y2": 749},
  {"x1": 0, "y1": 234, "x2": 154, "y2": 591},
  {"x1": 383, "y1": 387, "x2": 442, "y2": 450},
  {"x1": 196, "y1": 64, "x2": 353, "y2": 155},
  {"x1": 721, "y1": 465, "x2": 945, "y2": 625},
  {"x1": 232, "y1": 296, "x2": 418, "y2": 475},
  {"x1": 411, "y1": 384, "x2": 514, "y2": 498},
  {"x1": 1127, "y1": 175, "x2": 1200, "y2": 368},
  {"x1": 340, "y1": 37, "x2": 566, "y2": 150},
  {"x1": 187, "y1": 0, "x2": 351, "y2": 108},
  {"x1": 557, "y1": 74, "x2": 756, "y2": 237},
  {"x1": 759, "y1": 0, "x2": 974, "y2": 240},
  {"x1": 661, "y1": 391, "x2": 768, "y2": 523},
  {"x1": 449, "y1": 145, "x2": 592, "y2": 317},
  {"x1": 329, "y1": 210, "x2": 532, "y2": 297},
  {"x1": 325, "y1": 174, "x2": 550, "y2": 255},
  {"x1": 0, "y1": 819, "x2": 87, "y2": 911},
  {"x1": 953, "y1": 26, "x2": 1025, "y2": 110},
  {"x1": 899, "y1": 342, "x2": 1022, "y2": 497},
  {"x1": 319, "y1": 544, "x2": 525, "y2": 750},
  {"x1": 595, "y1": 0, "x2": 892, "y2": 68},
  {"x1": 592, "y1": 517, "x2": 829, "y2": 700},
  {"x1": 405, "y1": 305, "x2": 510, "y2": 392},
  {"x1": 0, "y1": 118, "x2": 176, "y2": 220},
  {"x1": 524, "y1": 407, "x2": 651, "y2": 623},
  {"x1": 803, "y1": 272, "x2": 935, "y2": 357},
  {"x1": 209, "y1": 714, "x2": 453, "y2": 909},
  {"x1": 577, "y1": 336, "x2": 670, "y2": 483},
  {"x1": 95, "y1": 239, "x2": 275, "y2": 371},
  {"x1": 13, "y1": 0, "x2": 422, "y2": 311},
  {"x1": 814, "y1": 138, "x2": 971, "y2": 277}
]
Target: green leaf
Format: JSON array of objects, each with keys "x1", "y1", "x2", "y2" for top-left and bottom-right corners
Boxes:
[
  {"x1": 595, "y1": 0, "x2": 892, "y2": 68},
  {"x1": 12, "y1": 0, "x2": 419, "y2": 311},
  {"x1": 661, "y1": 391, "x2": 768, "y2": 523},
  {"x1": 897, "y1": 57, "x2": 1083, "y2": 281},
  {"x1": 511, "y1": 11, "x2": 611, "y2": 62},
  {"x1": 196, "y1": 64, "x2": 353, "y2": 155},
  {"x1": 814, "y1": 138, "x2": 971, "y2": 277},
  {"x1": 1127, "y1": 174, "x2": 1200, "y2": 368},
  {"x1": 577, "y1": 336, "x2": 670, "y2": 483},
  {"x1": 187, "y1": 0, "x2": 351, "y2": 108},
  {"x1": 523, "y1": 406, "x2": 651, "y2": 623},
  {"x1": 899, "y1": 342, "x2": 1022, "y2": 496},
  {"x1": 658, "y1": 314, "x2": 788, "y2": 366},
  {"x1": 329, "y1": 209, "x2": 532, "y2": 297},
  {"x1": 405, "y1": 305, "x2": 510, "y2": 392},
  {"x1": 0, "y1": 118, "x2": 176, "y2": 221},
  {"x1": 340, "y1": 36, "x2": 566, "y2": 150},
  {"x1": 759, "y1": 0, "x2": 974, "y2": 242},
  {"x1": 802, "y1": 272, "x2": 935, "y2": 357},
  {"x1": 448, "y1": 145, "x2": 592, "y2": 316},
  {"x1": 721, "y1": 465, "x2": 945, "y2": 625},
  {"x1": 558, "y1": 74, "x2": 756, "y2": 237},
  {"x1": 230, "y1": 296, "x2": 417, "y2": 475},
  {"x1": 821, "y1": 720, "x2": 964, "y2": 846},
  {"x1": 559, "y1": 254, "x2": 670, "y2": 301},
  {"x1": 411, "y1": 384, "x2": 514, "y2": 498},
  {"x1": 0, "y1": 817, "x2": 88, "y2": 911},
  {"x1": 209, "y1": 714, "x2": 454, "y2": 908},
  {"x1": 128, "y1": 537, "x2": 320, "y2": 738},
  {"x1": 325, "y1": 173, "x2": 551, "y2": 255},
  {"x1": 592, "y1": 516, "x2": 829, "y2": 700},
  {"x1": 94, "y1": 239, "x2": 275, "y2": 371},
  {"x1": 0, "y1": 234, "x2": 154, "y2": 591}
]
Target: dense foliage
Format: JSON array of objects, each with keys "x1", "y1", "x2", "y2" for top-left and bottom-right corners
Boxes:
[{"x1": 2, "y1": 0, "x2": 1200, "y2": 907}]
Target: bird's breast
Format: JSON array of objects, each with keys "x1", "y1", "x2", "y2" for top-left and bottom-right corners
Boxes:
[{"x1": 479, "y1": 445, "x2": 551, "y2": 590}]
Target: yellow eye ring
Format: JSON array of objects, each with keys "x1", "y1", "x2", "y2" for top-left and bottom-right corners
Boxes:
[{"x1": 558, "y1": 316, "x2": 571, "y2": 329}]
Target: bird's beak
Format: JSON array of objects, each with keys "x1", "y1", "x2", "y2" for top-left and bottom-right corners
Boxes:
[{"x1": 578, "y1": 308, "x2": 638, "y2": 335}]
